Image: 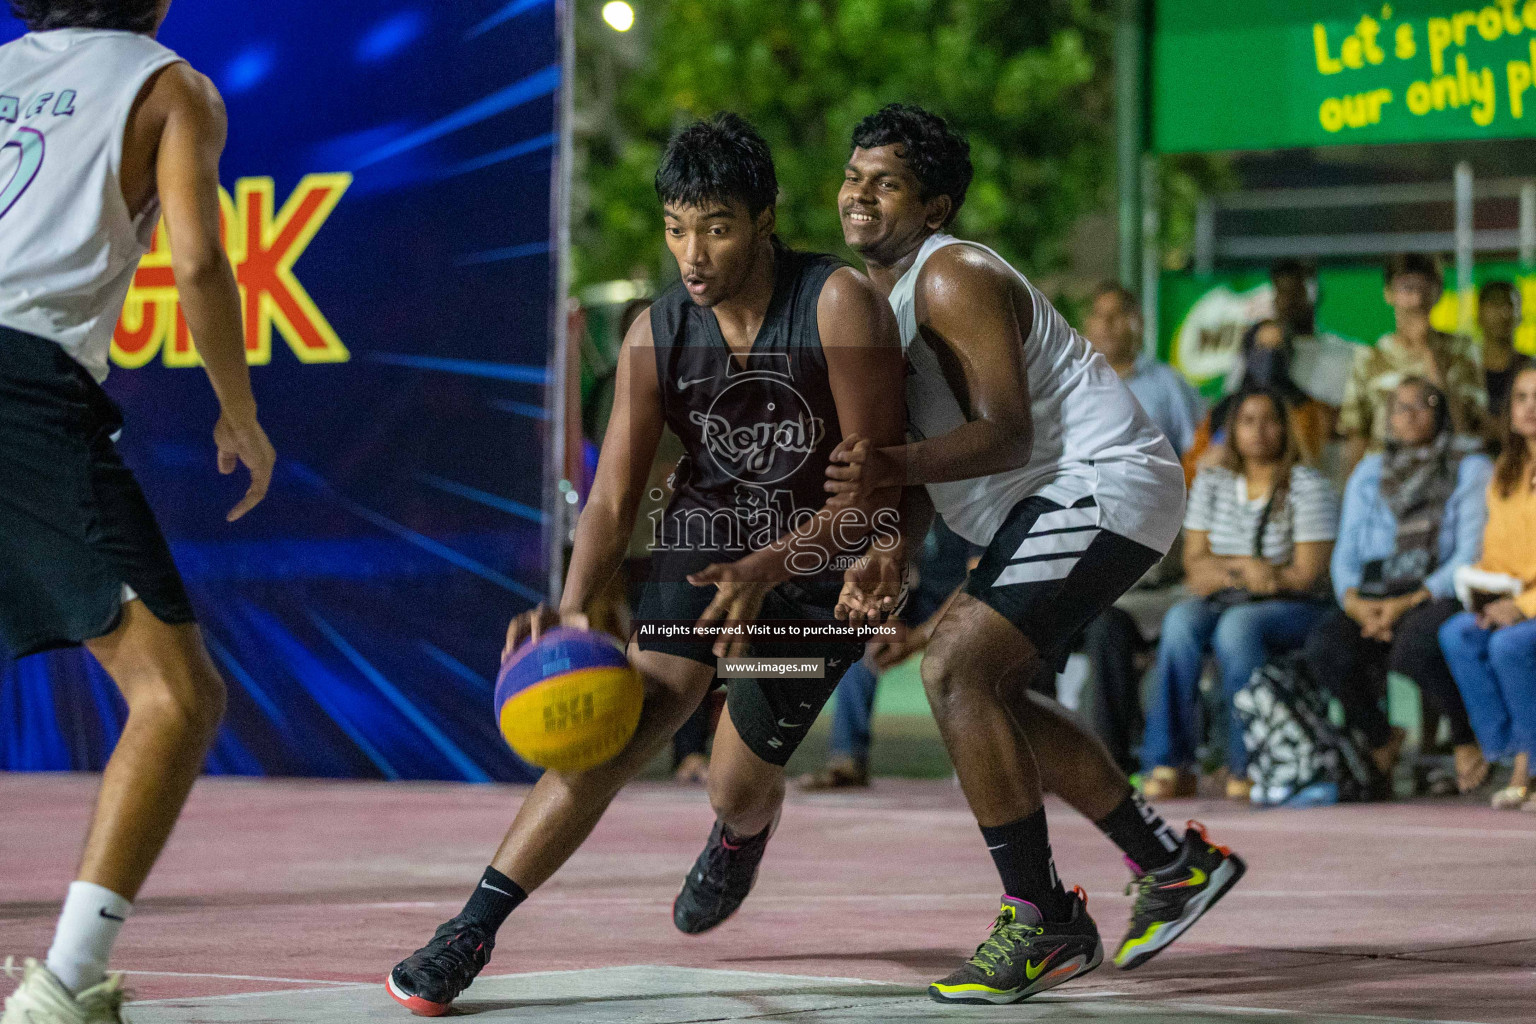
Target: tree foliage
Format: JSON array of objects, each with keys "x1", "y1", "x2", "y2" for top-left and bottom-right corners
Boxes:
[{"x1": 573, "y1": 0, "x2": 1122, "y2": 288}]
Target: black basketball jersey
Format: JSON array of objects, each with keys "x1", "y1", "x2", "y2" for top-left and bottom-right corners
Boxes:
[{"x1": 648, "y1": 241, "x2": 846, "y2": 566}]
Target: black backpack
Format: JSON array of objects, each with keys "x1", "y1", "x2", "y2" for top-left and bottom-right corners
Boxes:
[{"x1": 1233, "y1": 655, "x2": 1377, "y2": 804}]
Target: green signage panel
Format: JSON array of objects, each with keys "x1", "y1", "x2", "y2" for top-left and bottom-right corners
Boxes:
[{"x1": 1154, "y1": 0, "x2": 1536, "y2": 152}]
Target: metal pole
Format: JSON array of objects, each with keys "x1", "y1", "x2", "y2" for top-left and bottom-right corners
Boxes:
[
  {"x1": 1520, "y1": 180, "x2": 1536, "y2": 268},
  {"x1": 1116, "y1": 0, "x2": 1145, "y2": 288},
  {"x1": 544, "y1": 0, "x2": 577, "y2": 603},
  {"x1": 1194, "y1": 197, "x2": 1216, "y2": 277},
  {"x1": 1454, "y1": 161, "x2": 1474, "y2": 334},
  {"x1": 1141, "y1": 152, "x2": 1160, "y2": 358}
]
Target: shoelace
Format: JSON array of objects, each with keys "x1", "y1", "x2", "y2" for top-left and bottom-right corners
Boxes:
[
  {"x1": 965, "y1": 914, "x2": 1042, "y2": 976},
  {"x1": 412, "y1": 928, "x2": 487, "y2": 989}
]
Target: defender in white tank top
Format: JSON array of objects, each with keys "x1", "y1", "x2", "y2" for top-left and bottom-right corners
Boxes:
[
  {"x1": 0, "y1": 29, "x2": 183, "y2": 382},
  {"x1": 888, "y1": 232, "x2": 1185, "y2": 555}
]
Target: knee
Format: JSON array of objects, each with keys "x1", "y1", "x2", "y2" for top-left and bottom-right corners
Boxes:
[
  {"x1": 920, "y1": 638, "x2": 1006, "y2": 726},
  {"x1": 1438, "y1": 613, "x2": 1480, "y2": 657},
  {"x1": 1157, "y1": 600, "x2": 1208, "y2": 654},
  {"x1": 128, "y1": 659, "x2": 227, "y2": 740},
  {"x1": 708, "y1": 769, "x2": 783, "y2": 824},
  {"x1": 1486, "y1": 627, "x2": 1531, "y2": 671},
  {"x1": 1211, "y1": 609, "x2": 1260, "y2": 663}
]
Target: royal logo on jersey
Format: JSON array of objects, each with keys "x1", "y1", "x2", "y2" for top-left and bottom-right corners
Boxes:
[
  {"x1": 689, "y1": 374, "x2": 825, "y2": 485},
  {"x1": 111, "y1": 173, "x2": 352, "y2": 369}
]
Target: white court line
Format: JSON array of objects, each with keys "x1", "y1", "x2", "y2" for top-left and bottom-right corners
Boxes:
[
  {"x1": 128, "y1": 965, "x2": 1500, "y2": 1023},
  {"x1": 119, "y1": 970, "x2": 363, "y2": 987},
  {"x1": 340, "y1": 888, "x2": 1533, "y2": 912}
]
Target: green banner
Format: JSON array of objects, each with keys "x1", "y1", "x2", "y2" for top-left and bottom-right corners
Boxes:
[
  {"x1": 1155, "y1": 0, "x2": 1536, "y2": 152},
  {"x1": 1159, "y1": 261, "x2": 1536, "y2": 396}
]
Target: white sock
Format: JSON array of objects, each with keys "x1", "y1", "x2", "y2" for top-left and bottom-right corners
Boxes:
[{"x1": 45, "y1": 881, "x2": 131, "y2": 994}]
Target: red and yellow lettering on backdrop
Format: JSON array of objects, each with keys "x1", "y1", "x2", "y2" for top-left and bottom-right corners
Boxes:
[{"x1": 112, "y1": 173, "x2": 352, "y2": 369}]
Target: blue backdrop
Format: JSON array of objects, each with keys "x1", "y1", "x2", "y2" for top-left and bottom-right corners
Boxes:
[{"x1": 0, "y1": 1, "x2": 565, "y2": 782}]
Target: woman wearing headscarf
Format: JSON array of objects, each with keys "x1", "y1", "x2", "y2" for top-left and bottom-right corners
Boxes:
[{"x1": 1303, "y1": 378, "x2": 1493, "y2": 792}]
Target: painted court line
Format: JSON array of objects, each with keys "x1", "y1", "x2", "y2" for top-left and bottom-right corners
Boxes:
[
  {"x1": 128, "y1": 965, "x2": 1498, "y2": 1023},
  {"x1": 122, "y1": 970, "x2": 365, "y2": 987}
]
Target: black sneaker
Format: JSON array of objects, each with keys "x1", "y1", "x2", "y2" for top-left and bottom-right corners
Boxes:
[
  {"x1": 386, "y1": 916, "x2": 494, "y2": 1016},
  {"x1": 928, "y1": 888, "x2": 1103, "y2": 1004},
  {"x1": 672, "y1": 817, "x2": 773, "y2": 934},
  {"x1": 1113, "y1": 820, "x2": 1246, "y2": 970}
]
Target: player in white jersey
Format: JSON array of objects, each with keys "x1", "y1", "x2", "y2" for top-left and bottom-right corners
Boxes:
[
  {"x1": 829, "y1": 104, "x2": 1245, "y2": 1002},
  {"x1": 665, "y1": 105, "x2": 1246, "y2": 1005},
  {"x1": 0, "y1": 3, "x2": 273, "y2": 1022}
]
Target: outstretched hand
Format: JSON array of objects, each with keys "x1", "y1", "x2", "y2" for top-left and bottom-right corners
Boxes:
[{"x1": 689, "y1": 561, "x2": 773, "y2": 659}]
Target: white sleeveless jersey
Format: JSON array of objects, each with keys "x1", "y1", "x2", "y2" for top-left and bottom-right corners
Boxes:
[
  {"x1": 889, "y1": 232, "x2": 1185, "y2": 554},
  {"x1": 0, "y1": 29, "x2": 184, "y2": 383}
]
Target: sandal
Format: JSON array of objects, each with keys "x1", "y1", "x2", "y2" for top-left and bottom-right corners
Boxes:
[
  {"x1": 1491, "y1": 784, "x2": 1529, "y2": 810},
  {"x1": 797, "y1": 756, "x2": 868, "y2": 791}
]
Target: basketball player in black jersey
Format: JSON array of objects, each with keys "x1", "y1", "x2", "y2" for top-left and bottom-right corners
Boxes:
[{"x1": 386, "y1": 113, "x2": 904, "y2": 1016}]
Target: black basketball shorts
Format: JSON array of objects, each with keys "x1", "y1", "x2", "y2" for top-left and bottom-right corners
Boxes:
[
  {"x1": 963, "y1": 495, "x2": 1161, "y2": 668},
  {"x1": 0, "y1": 326, "x2": 194, "y2": 659},
  {"x1": 633, "y1": 550, "x2": 862, "y2": 766}
]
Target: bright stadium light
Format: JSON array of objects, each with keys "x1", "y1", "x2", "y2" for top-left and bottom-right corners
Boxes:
[{"x1": 602, "y1": 1, "x2": 634, "y2": 32}]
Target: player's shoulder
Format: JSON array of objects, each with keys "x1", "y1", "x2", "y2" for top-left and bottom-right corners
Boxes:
[
  {"x1": 915, "y1": 239, "x2": 1015, "y2": 295},
  {"x1": 147, "y1": 61, "x2": 225, "y2": 121},
  {"x1": 815, "y1": 265, "x2": 897, "y2": 347}
]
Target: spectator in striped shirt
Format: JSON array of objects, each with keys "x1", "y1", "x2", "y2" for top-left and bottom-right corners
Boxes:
[{"x1": 1142, "y1": 388, "x2": 1340, "y2": 802}]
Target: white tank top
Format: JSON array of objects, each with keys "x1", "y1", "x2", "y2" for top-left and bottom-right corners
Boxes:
[
  {"x1": 0, "y1": 29, "x2": 184, "y2": 383},
  {"x1": 888, "y1": 232, "x2": 1186, "y2": 554}
]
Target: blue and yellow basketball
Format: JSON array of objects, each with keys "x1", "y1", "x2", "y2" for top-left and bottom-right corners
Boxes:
[{"x1": 495, "y1": 627, "x2": 643, "y2": 773}]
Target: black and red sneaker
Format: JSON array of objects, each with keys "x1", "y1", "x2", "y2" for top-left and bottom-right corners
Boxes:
[
  {"x1": 386, "y1": 915, "x2": 494, "y2": 1016},
  {"x1": 672, "y1": 817, "x2": 774, "y2": 934}
]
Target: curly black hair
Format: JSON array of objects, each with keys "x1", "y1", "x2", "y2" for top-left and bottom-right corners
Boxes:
[
  {"x1": 8, "y1": 0, "x2": 160, "y2": 32},
  {"x1": 654, "y1": 112, "x2": 778, "y2": 218},
  {"x1": 851, "y1": 103, "x2": 973, "y2": 227}
]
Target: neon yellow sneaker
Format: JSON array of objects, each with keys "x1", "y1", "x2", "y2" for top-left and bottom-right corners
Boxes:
[
  {"x1": 928, "y1": 889, "x2": 1102, "y2": 1005},
  {"x1": 1114, "y1": 820, "x2": 1246, "y2": 970}
]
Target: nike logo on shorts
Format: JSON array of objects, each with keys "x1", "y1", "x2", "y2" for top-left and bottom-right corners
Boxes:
[{"x1": 678, "y1": 375, "x2": 713, "y2": 390}]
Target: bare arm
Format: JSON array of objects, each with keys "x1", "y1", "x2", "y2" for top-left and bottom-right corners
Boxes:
[
  {"x1": 723, "y1": 268, "x2": 905, "y2": 585},
  {"x1": 1276, "y1": 540, "x2": 1332, "y2": 594},
  {"x1": 1182, "y1": 531, "x2": 1242, "y2": 597},
  {"x1": 826, "y1": 246, "x2": 1033, "y2": 495},
  {"x1": 559, "y1": 313, "x2": 665, "y2": 616},
  {"x1": 152, "y1": 66, "x2": 274, "y2": 520}
]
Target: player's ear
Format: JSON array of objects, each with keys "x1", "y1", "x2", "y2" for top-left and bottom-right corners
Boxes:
[
  {"x1": 925, "y1": 194, "x2": 952, "y2": 231},
  {"x1": 754, "y1": 204, "x2": 776, "y2": 237}
]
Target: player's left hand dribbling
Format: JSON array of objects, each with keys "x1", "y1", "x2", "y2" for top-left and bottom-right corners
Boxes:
[{"x1": 214, "y1": 409, "x2": 276, "y2": 522}]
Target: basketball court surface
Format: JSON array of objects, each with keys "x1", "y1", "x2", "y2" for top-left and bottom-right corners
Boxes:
[{"x1": 3, "y1": 775, "x2": 1532, "y2": 1023}]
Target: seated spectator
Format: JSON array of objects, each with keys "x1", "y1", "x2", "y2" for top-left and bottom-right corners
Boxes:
[
  {"x1": 1142, "y1": 388, "x2": 1339, "y2": 801},
  {"x1": 1078, "y1": 284, "x2": 1203, "y2": 771},
  {"x1": 1083, "y1": 281, "x2": 1205, "y2": 457},
  {"x1": 1476, "y1": 280, "x2": 1531, "y2": 424},
  {"x1": 1439, "y1": 364, "x2": 1536, "y2": 810},
  {"x1": 1304, "y1": 378, "x2": 1493, "y2": 791},
  {"x1": 1184, "y1": 319, "x2": 1336, "y2": 476},
  {"x1": 1339, "y1": 254, "x2": 1487, "y2": 474}
]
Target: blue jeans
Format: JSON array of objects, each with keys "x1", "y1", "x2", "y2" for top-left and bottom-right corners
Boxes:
[
  {"x1": 1439, "y1": 612, "x2": 1536, "y2": 760},
  {"x1": 1143, "y1": 597, "x2": 1327, "y2": 773},
  {"x1": 829, "y1": 656, "x2": 879, "y2": 759}
]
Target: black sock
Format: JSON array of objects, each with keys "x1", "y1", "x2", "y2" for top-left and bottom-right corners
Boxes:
[
  {"x1": 459, "y1": 866, "x2": 526, "y2": 933},
  {"x1": 978, "y1": 808, "x2": 1073, "y2": 922},
  {"x1": 1095, "y1": 790, "x2": 1181, "y2": 873}
]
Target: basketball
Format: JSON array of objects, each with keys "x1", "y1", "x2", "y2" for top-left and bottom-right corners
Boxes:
[{"x1": 495, "y1": 627, "x2": 643, "y2": 773}]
